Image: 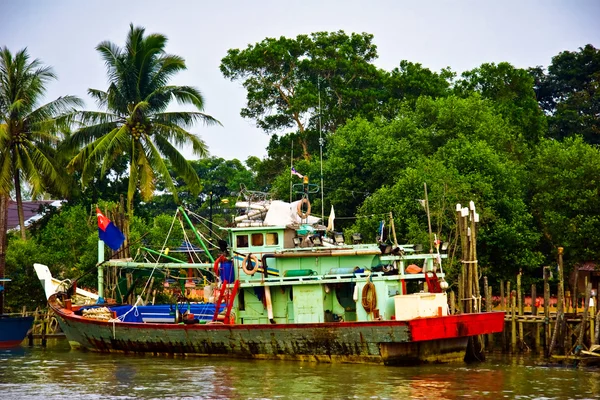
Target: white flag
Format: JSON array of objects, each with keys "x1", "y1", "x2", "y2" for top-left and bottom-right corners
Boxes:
[{"x1": 327, "y1": 205, "x2": 335, "y2": 232}]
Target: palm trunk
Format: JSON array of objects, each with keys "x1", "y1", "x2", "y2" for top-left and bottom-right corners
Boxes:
[
  {"x1": 14, "y1": 172, "x2": 26, "y2": 240},
  {"x1": 0, "y1": 193, "x2": 9, "y2": 314}
]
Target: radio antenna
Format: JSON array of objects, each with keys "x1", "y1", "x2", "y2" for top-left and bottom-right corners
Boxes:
[{"x1": 318, "y1": 78, "x2": 324, "y2": 220}]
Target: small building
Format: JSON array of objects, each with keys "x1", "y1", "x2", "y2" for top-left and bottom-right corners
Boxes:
[
  {"x1": 7, "y1": 199, "x2": 63, "y2": 231},
  {"x1": 575, "y1": 261, "x2": 599, "y2": 301}
]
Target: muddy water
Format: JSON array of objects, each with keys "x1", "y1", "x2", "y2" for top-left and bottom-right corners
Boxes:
[{"x1": 1, "y1": 340, "x2": 599, "y2": 399}]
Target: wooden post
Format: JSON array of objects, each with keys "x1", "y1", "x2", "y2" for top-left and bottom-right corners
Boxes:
[
  {"x1": 41, "y1": 312, "x2": 47, "y2": 347},
  {"x1": 572, "y1": 268, "x2": 579, "y2": 316},
  {"x1": 458, "y1": 273, "x2": 463, "y2": 314},
  {"x1": 465, "y1": 214, "x2": 472, "y2": 314},
  {"x1": 469, "y1": 202, "x2": 480, "y2": 311},
  {"x1": 576, "y1": 282, "x2": 592, "y2": 349},
  {"x1": 500, "y1": 279, "x2": 505, "y2": 311},
  {"x1": 517, "y1": 272, "x2": 522, "y2": 315},
  {"x1": 449, "y1": 290, "x2": 456, "y2": 315},
  {"x1": 531, "y1": 284, "x2": 537, "y2": 316},
  {"x1": 591, "y1": 289, "x2": 597, "y2": 345},
  {"x1": 532, "y1": 284, "x2": 539, "y2": 351},
  {"x1": 487, "y1": 285, "x2": 494, "y2": 348},
  {"x1": 558, "y1": 247, "x2": 565, "y2": 312},
  {"x1": 517, "y1": 272, "x2": 524, "y2": 350},
  {"x1": 549, "y1": 249, "x2": 566, "y2": 356},
  {"x1": 483, "y1": 277, "x2": 489, "y2": 312},
  {"x1": 594, "y1": 311, "x2": 600, "y2": 344},
  {"x1": 543, "y1": 266, "x2": 550, "y2": 355},
  {"x1": 511, "y1": 290, "x2": 517, "y2": 351},
  {"x1": 506, "y1": 281, "x2": 511, "y2": 310}
]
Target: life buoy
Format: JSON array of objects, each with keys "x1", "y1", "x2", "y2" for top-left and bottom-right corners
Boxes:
[
  {"x1": 242, "y1": 254, "x2": 259, "y2": 275},
  {"x1": 297, "y1": 198, "x2": 311, "y2": 219}
]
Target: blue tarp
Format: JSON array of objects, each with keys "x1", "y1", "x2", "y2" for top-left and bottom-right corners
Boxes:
[{"x1": 109, "y1": 304, "x2": 226, "y2": 323}]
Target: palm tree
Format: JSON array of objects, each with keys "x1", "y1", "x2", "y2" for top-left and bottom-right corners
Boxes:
[
  {"x1": 0, "y1": 47, "x2": 83, "y2": 239},
  {"x1": 68, "y1": 24, "x2": 220, "y2": 221}
]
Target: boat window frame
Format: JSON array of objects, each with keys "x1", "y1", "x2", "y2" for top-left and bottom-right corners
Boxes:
[
  {"x1": 236, "y1": 234, "x2": 249, "y2": 248},
  {"x1": 265, "y1": 232, "x2": 279, "y2": 246},
  {"x1": 251, "y1": 233, "x2": 264, "y2": 246}
]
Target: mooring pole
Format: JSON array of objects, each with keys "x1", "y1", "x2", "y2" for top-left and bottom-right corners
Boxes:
[{"x1": 97, "y1": 240, "x2": 105, "y2": 299}]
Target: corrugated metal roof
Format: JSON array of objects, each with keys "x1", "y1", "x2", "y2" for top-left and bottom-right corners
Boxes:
[{"x1": 7, "y1": 200, "x2": 58, "y2": 230}]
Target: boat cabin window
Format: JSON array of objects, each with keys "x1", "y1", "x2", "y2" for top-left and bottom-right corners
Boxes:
[
  {"x1": 236, "y1": 235, "x2": 249, "y2": 248},
  {"x1": 266, "y1": 232, "x2": 279, "y2": 246},
  {"x1": 251, "y1": 233, "x2": 264, "y2": 246}
]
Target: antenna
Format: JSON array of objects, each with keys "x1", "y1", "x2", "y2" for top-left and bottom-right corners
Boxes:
[
  {"x1": 290, "y1": 140, "x2": 293, "y2": 203},
  {"x1": 318, "y1": 78, "x2": 324, "y2": 220}
]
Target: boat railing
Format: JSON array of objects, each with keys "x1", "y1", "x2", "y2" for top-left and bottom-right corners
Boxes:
[{"x1": 236, "y1": 271, "x2": 446, "y2": 288}]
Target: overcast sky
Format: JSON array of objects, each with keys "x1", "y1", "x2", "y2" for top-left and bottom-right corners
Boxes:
[{"x1": 1, "y1": 0, "x2": 598, "y2": 162}]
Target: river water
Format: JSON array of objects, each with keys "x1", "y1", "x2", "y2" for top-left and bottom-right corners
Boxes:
[{"x1": 1, "y1": 340, "x2": 599, "y2": 399}]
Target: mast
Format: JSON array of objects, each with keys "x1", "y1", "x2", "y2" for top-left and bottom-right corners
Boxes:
[{"x1": 318, "y1": 78, "x2": 324, "y2": 220}]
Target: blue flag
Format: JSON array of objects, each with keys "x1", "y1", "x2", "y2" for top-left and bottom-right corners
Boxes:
[{"x1": 96, "y1": 208, "x2": 125, "y2": 250}]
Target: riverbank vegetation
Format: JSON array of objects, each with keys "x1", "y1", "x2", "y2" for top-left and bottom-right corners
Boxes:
[{"x1": 1, "y1": 26, "x2": 599, "y2": 310}]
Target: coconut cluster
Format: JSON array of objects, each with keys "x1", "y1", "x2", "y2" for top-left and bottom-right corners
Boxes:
[{"x1": 129, "y1": 121, "x2": 148, "y2": 141}]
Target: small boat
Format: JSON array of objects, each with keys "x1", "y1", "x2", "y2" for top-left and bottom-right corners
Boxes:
[
  {"x1": 34, "y1": 263, "x2": 98, "y2": 305},
  {"x1": 0, "y1": 279, "x2": 34, "y2": 349},
  {"x1": 45, "y1": 191, "x2": 505, "y2": 365}
]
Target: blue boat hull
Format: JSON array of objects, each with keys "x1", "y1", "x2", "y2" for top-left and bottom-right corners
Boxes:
[{"x1": 0, "y1": 316, "x2": 34, "y2": 348}]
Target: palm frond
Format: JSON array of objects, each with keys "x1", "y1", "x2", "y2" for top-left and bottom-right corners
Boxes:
[
  {"x1": 153, "y1": 111, "x2": 221, "y2": 129},
  {"x1": 0, "y1": 137, "x2": 13, "y2": 194},
  {"x1": 88, "y1": 89, "x2": 109, "y2": 108},
  {"x1": 152, "y1": 134, "x2": 200, "y2": 194},
  {"x1": 144, "y1": 138, "x2": 179, "y2": 201},
  {"x1": 26, "y1": 95, "x2": 84, "y2": 123},
  {"x1": 152, "y1": 121, "x2": 209, "y2": 157},
  {"x1": 100, "y1": 124, "x2": 131, "y2": 176}
]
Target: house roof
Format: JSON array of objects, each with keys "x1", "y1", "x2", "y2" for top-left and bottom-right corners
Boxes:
[{"x1": 7, "y1": 200, "x2": 60, "y2": 230}]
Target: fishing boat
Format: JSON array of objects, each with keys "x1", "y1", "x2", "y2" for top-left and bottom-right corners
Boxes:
[
  {"x1": 0, "y1": 279, "x2": 34, "y2": 348},
  {"x1": 46, "y1": 187, "x2": 504, "y2": 365}
]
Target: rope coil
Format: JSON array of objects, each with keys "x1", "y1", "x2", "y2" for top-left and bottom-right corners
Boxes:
[{"x1": 361, "y1": 281, "x2": 377, "y2": 313}]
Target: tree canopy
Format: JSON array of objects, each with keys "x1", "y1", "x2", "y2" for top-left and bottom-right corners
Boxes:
[{"x1": 67, "y1": 24, "x2": 220, "y2": 219}]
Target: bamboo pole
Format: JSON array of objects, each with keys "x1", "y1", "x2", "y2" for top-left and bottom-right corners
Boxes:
[
  {"x1": 511, "y1": 290, "x2": 517, "y2": 351},
  {"x1": 572, "y1": 268, "x2": 579, "y2": 316},
  {"x1": 532, "y1": 284, "x2": 540, "y2": 351},
  {"x1": 544, "y1": 266, "x2": 550, "y2": 355},
  {"x1": 517, "y1": 272, "x2": 524, "y2": 349},
  {"x1": 500, "y1": 279, "x2": 505, "y2": 311},
  {"x1": 575, "y1": 282, "x2": 592, "y2": 350},
  {"x1": 594, "y1": 311, "x2": 600, "y2": 344},
  {"x1": 487, "y1": 285, "x2": 494, "y2": 348},
  {"x1": 558, "y1": 247, "x2": 565, "y2": 312},
  {"x1": 484, "y1": 277, "x2": 489, "y2": 312},
  {"x1": 469, "y1": 202, "x2": 479, "y2": 310},
  {"x1": 591, "y1": 290, "x2": 597, "y2": 345},
  {"x1": 549, "y1": 249, "x2": 566, "y2": 356},
  {"x1": 458, "y1": 273, "x2": 463, "y2": 314}
]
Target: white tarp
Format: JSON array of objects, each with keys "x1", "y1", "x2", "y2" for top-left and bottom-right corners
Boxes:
[{"x1": 263, "y1": 200, "x2": 321, "y2": 226}]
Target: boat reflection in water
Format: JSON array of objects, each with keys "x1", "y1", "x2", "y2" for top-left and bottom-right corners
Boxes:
[{"x1": 2, "y1": 342, "x2": 600, "y2": 399}]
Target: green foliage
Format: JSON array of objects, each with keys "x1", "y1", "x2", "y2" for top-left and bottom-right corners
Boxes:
[
  {"x1": 221, "y1": 31, "x2": 385, "y2": 159},
  {"x1": 533, "y1": 44, "x2": 600, "y2": 144},
  {"x1": 454, "y1": 62, "x2": 546, "y2": 145},
  {"x1": 528, "y1": 137, "x2": 600, "y2": 264},
  {"x1": 4, "y1": 237, "x2": 49, "y2": 310},
  {"x1": 0, "y1": 47, "x2": 83, "y2": 239},
  {"x1": 67, "y1": 24, "x2": 219, "y2": 219}
]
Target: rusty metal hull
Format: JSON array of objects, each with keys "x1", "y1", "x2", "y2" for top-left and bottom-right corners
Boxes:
[{"x1": 49, "y1": 296, "x2": 505, "y2": 365}]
